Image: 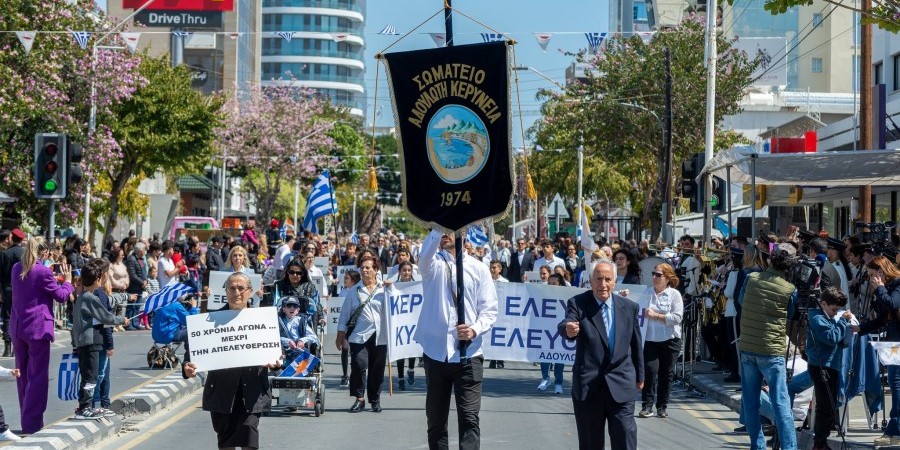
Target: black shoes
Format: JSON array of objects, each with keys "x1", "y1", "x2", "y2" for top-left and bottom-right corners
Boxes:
[
  {"x1": 407, "y1": 370, "x2": 415, "y2": 385},
  {"x1": 371, "y1": 402, "x2": 382, "y2": 413},
  {"x1": 638, "y1": 408, "x2": 653, "y2": 418},
  {"x1": 398, "y1": 379, "x2": 406, "y2": 391},
  {"x1": 657, "y1": 407, "x2": 668, "y2": 418},
  {"x1": 349, "y1": 399, "x2": 365, "y2": 413}
]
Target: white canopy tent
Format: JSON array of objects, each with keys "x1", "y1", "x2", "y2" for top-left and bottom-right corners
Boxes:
[{"x1": 697, "y1": 146, "x2": 900, "y2": 237}]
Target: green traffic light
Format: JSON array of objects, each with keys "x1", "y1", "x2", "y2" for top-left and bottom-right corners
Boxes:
[
  {"x1": 710, "y1": 196, "x2": 719, "y2": 208},
  {"x1": 44, "y1": 179, "x2": 58, "y2": 192}
]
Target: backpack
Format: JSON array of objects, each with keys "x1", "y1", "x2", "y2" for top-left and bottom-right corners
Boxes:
[{"x1": 147, "y1": 344, "x2": 180, "y2": 369}]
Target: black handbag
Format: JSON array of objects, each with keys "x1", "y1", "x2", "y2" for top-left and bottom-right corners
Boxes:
[{"x1": 344, "y1": 286, "x2": 376, "y2": 336}]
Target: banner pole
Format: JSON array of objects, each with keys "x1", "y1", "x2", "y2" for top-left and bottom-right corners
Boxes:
[{"x1": 443, "y1": 0, "x2": 467, "y2": 360}]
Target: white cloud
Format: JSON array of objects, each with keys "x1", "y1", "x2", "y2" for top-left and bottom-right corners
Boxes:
[{"x1": 432, "y1": 114, "x2": 459, "y2": 129}]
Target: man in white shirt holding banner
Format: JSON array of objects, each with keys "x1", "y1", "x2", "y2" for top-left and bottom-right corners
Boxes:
[{"x1": 416, "y1": 229, "x2": 498, "y2": 450}]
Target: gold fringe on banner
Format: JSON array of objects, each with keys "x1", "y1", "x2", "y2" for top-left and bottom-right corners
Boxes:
[
  {"x1": 525, "y1": 172, "x2": 537, "y2": 200},
  {"x1": 367, "y1": 166, "x2": 379, "y2": 192}
]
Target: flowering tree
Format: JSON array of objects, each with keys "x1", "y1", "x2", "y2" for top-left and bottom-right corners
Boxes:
[
  {"x1": 0, "y1": 0, "x2": 144, "y2": 229},
  {"x1": 215, "y1": 84, "x2": 337, "y2": 225}
]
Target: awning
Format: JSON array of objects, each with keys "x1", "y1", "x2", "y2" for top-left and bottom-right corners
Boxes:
[
  {"x1": 758, "y1": 115, "x2": 826, "y2": 140},
  {"x1": 699, "y1": 146, "x2": 900, "y2": 186},
  {"x1": 176, "y1": 174, "x2": 219, "y2": 193}
]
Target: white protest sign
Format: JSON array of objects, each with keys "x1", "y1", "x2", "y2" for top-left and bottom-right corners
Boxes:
[
  {"x1": 314, "y1": 257, "x2": 329, "y2": 273},
  {"x1": 186, "y1": 307, "x2": 281, "y2": 372},
  {"x1": 311, "y1": 275, "x2": 328, "y2": 300},
  {"x1": 336, "y1": 265, "x2": 358, "y2": 286},
  {"x1": 385, "y1": 281, "x2": 424, "y2": 362},
  {"x1": 208, "y1": 271, "x2": 263, "y2": 309},
  {"x1": 524, "y1": 270, "x2": 543, "y2": 283},
  {"x1": 326, "y1": 296, "x2": 345, "y2": 336}
]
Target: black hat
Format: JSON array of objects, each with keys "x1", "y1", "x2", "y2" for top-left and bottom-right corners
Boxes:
[
  {"x1": 758, "y1": 232, "x2": 775, "y2": 245},
  {"x1": 798, "y1": 229, "x2": 817, "y2": 241},
  {"x1": 281, "y1": 296, "x2": 301, "y2": 307},
  {"x1": 825, "y1": 237, "x2": 846, "y2": 253}
]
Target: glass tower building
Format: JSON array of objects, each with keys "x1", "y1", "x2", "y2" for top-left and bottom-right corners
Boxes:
[{"x1": 261, "y1": 0, "x2": 366, "y2": 116}]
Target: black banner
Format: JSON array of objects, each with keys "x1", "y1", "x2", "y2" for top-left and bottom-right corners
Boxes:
[
  {"x1": 383, "y1": 42, "x2": 513, "y2": 233},
  {"x1": 135, "y1": 10, "x2": 223, "y2": 28}
]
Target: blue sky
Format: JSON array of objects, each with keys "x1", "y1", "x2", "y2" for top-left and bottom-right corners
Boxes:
[
  {"x1": 363, "y1": 1, "x2": 608, "y2": 146},
  {"x1": 99, "y1": 0, "x2": 609, "y2": 146}
]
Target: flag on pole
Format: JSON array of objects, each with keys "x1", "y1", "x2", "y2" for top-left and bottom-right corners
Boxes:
[
  {"x1": 428, "y1": 33, "x2": 446, "y2": 48},
  {"x1": 350, "y1": 232, "x2": 359, "y2": 245},
  {"x1": 276, "y1": 31, "x2": 294, "y2": 42},
  {"x1": 467, "y1": 225, "x2": 489, "y2": 247},
  {"x1": 142, "y1": 282, "x2": 195, "y2": 315},
  {"x1": 71, "y1": 31, "x2": 90, "y2": 49},
  {"x1": 481, "y1": 33, "x2": 505, "y2": 43},
  {"x1": 302, "y1": 171, "x2": 338, "y2": 235},
  {"x1": 120, "y1": 32, "x2": 141, "y2": 54},
  {"x1": 378, "y1": 25, "x2": 399, "y2": 35},
  {"x1": 579, "y1": 205, "x2": 597, "y2": 252},
  {"x1": 57, "y1": 353, "x2": 80, "y2": 401},
  {"x1": 15, "y1": 31, "x2": 37, "y2": 54},
  {"x1": 534, "y1": 33, "x2": 553, "y2": 52},
  {"x1": 585, "y1": 32, "x2": 606, "y2": 54}
]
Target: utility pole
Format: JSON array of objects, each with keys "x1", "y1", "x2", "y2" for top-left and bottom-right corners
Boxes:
[
  {"x1": 702, "y1": 0, "x2": 718, "y2": 245},
  {"x1": 662, "y1": 47, "x2": 674, "y2": 244},
  {"x1": 858, "y1": 0, "x2": 873, "y2": 222}
]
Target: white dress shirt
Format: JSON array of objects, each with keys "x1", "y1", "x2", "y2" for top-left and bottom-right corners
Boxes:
[
  {"x1": 644, "y1": 286, "x2": 684, "y2": 342},
  {"x1": 416, "y1": 230, "x2": 498, "y2": 362},
  {"x1": 273, "y1": 244, "x2": 291, "y2": 272},
  {"x1": 337, "y1": 282, "x2": 387, "y2": 345},
  {"x1": 533, "y1": 255, "x2": 565, "y2": 272},
  {"x1": 386, "y1": 263, "x2": 421, "y2": 281}
]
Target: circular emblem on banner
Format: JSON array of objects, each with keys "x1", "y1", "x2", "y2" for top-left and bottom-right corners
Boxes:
[{"x1": 425, "y1": 105, "x2": 490, "y2": 184}]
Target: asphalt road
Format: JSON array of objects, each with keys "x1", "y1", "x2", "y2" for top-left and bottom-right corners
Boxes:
[
  {"x1": 93, "y1": 352, "x2": 748, "y2": 450},
  {"x1": 0, "y1": 329, "x2": 178, "y2": 436}
]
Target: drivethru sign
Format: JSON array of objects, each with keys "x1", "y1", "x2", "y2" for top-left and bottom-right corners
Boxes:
[{"x1": 382, "y1": 41, "x2": 514, "y2": 232}]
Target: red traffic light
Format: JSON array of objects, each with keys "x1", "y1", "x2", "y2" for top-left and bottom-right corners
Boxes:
[
  {"x1": 44, "y1": 161, "x2": 58, "y2": 173},
  {"x1": 45, "y1": 143, "x2": 58, "y2": 156}
]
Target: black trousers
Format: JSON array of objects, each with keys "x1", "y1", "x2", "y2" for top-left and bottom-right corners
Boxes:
[
  {"x1": 1, "y1": 287, "x2": 11, "y2": 341},
  {"x1": 642, "y1": 338, "x2": 680, "y2": 410},
  {"x1": 809, "y1": 365, "x2": 840, "y2": 447},
  {"x1": 424, "y1": 355, "x2": 484, "y2": 450},
  {"x1": 724, "y1": 316, "x2": 739, "y2": 374},
  {"x1": 76, "y1": 346, "x2": 100, "y2": 410},
  {"x1": 573, "y1": 382, "x2": 637, "y2": 450},
  {"x1": 341, "y1": 348, "x2": 349, "y2": 377},
  {"x1": 397, "y1": 358, "x2": 417, "y2": 374},
  {"x1": 700, "y1": 321, "x2": 723, "y2": 363},
  {"x1": 210, "y1": 384, "x2": 260, "y2": 449},
  {"x1": 348, "y1": 334, "x2": 386, "y2": 402}
]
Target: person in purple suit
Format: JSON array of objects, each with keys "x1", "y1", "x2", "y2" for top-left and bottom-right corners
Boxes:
[{"x1": 10, "y1": 236, "x2": 74, "y2": 434}]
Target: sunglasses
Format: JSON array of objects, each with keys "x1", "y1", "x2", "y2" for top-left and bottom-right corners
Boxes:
[
  {"x1": 651, "y1": 272, "x2": 665, "y2": 278},
  {"x1": 288, "y1": 270, "x2": 303, "y2": 276},
  {"x1": 283, "y1": 304, "x2": 300, "y2": 309}
]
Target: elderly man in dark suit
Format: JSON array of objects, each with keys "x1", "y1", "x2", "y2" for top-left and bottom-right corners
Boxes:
[
  {"x1": 559, "y1": 260, "x2": 644, "y2": 450},
  {"x1": 506, "y1": 238, "x2": 535, "y2": 283}
]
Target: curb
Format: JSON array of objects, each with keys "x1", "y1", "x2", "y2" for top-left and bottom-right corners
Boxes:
[
  {"x1": 689, "y1": 373, "x2": 876, "y2": 450},
  {"x1": 5, "y1": 372, "x2": 202, "y2": 450}
]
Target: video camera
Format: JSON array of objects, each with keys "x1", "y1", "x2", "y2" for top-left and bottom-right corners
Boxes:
[
  {"x1": 787, "y1": 255, "x2": 821, "y2": 310},
  {"x1": 855, "y1": 221, "x2": 899, "y2": 260}
]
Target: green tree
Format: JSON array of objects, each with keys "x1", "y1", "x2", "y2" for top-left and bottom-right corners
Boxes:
[
  {"x1": 102, "y1": 54, "x2": 223, "y2": 242},
  {"x1": 530, "y1": 18, "x2": 756, "y2": 238}
]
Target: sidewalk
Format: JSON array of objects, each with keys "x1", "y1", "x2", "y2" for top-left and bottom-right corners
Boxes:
[{"x1": 687, "y1": 361, "x2": 893, "y2": 449}]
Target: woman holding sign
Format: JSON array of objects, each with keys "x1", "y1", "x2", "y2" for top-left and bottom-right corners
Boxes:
[
  {"x1": 639, "y1": 263, "x2": 684, "y2": 419},
  {"x1": 226, "y1": 246, "x2": 263, "y2": 305},
  {"x1": 335, "y1": 255, "x2": 387, "y2": 413}
]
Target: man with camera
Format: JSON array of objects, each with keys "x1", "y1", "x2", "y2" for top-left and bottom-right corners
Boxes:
[{"x1": 739, "y1": 243, "x2": 799, "y2": 450}]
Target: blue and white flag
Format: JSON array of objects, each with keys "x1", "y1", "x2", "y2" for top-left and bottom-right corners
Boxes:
[
  {"x1": 467, "y1": 225, "x2": 488, "y2": 247},
  {"x1": 378, "y1": 25, "x2": 399, "y2": 35},
  {"x1": 481, "y1": 33, "x2": 505, "y2": 43},
  {"x1": 585, "y1": 32, "x2": 606, "y2": 54},
  {"x1": 57, "y1": 353, "x2": 80, "y2": 401},
  {"x1": 276, "y1": 31, "x2": 294, "y2": 42},
  {"x1": 142, "y1": 282, "x2": 195, "y2": 315},
  {"x1": 303, "y1": 171, "x2": 337, "y2": 235},
  {"x1": 173, "y1": 31, "x2": 194, "y2": 38},
  {"x1": 350, "y1": 232, "x2": 359, "y2": 245},
  {"x1": 71, "y1": 31, "x2": 90, "y2": 50}
]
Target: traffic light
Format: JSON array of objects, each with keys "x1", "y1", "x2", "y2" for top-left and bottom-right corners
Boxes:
[
  {"x1": 34, "y1": 133, "x2": 65, "y2": 199},
  {"x1": 710, "y1": 175, "x2": 726, "y2": 212},
  {"x1": 66, "y1": 136, "x2": 83, "y2": 191},
  {"x1": 681, "y1": 153, "x2": 702, "y2": 213}
]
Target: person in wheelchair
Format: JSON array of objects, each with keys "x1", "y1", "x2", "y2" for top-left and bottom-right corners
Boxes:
[
  {"x1": 278, "y1": 296, "x2": 319, "y2": 364},
  {"x1": 152, "y1": 295, "x2": 199, "y2": 345}
]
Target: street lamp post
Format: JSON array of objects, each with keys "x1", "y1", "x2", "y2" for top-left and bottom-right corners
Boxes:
[{"x1": 84, "y1": 0, "x2": 156, "y2": 242}]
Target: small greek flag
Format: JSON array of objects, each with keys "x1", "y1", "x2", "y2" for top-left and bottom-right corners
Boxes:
[
  {"x1": 350, "y1": 232, "x2": 359, "y2": 245},
  {"x1": 585, "y1": 32, "x2": 606, "y2": 54},
  {"x1": 142, "y1": 282, "x2": 195, "y2": 315},
  {"x1": 467, "y1": 226, "x2": 488, "y2": 247},
  {"x1": 173, "y1": 31, "x2": 194, "y2": 38},
  {"x1": 481, "y1": 33, "x2": 505, "y2": 43},
  {"x1": 276, "y1": 31, "x2": 294, "y2": 42},
  {"x1": 302, "y1": 171, "x2": 337, "y2": 235},
  {"x1": 378, "y1": 25, "x2": 398, "y2": 35},
  {"x1": 71, "y1": 31, "x2": 90, "y2": 49},
  {"x1": 57, "y1": 353, "x2": 80, "y2": 401}
]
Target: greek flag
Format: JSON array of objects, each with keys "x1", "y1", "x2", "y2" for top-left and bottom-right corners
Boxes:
[
  {"x1": 585, "y1": 32, "x2": 606, "y2": 54},
  {"x1": 350, "y1": 232, "x2": 359, "y2": 245},
  {"x1": 57, "y1": 353, "x2": 80, "y2": 401},
  {"x1": 378, "y1": 25, "x2": 399, "y2": 35},
  {"x1": 276, "y1": 31, "x2": 294, "y2": 42},
  {"x1": 173, "y1": 31, "x2": 194, "y2": 38},
  {"x1": 467, "y1": 226, "x2": 488, "y2": 247},
  {"x1": 142, "y1": 282, "x2": 195, "y2": 315},
  {"x1": 302, "y1": 171, "x2": 337, "y2": 235},
  {"x1": 481, "y1": 33, "x2": 505, "y2": 43},
  {"x1": 71, "y1": 31, "x2": 90, "y2": 49}
]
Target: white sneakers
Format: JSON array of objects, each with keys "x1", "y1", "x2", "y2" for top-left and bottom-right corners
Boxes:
[
  {"x1": 0, "y1": 429, "x2": 22, "y2": 441},
  {"x1": 537, "y1": 379, "x2": 551, "y2": 391},
  {"x1": 554, "y1": 384, "x2": 563, "y2": 394}
]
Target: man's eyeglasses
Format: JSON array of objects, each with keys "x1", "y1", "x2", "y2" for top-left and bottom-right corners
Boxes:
[
  {"x1": 288, "y1": 270, "x2": 303, "y2": 276},
  {"x1": 651, "y1": 272, "x2": 665, "y2": 278},
  {"x1": 226, "y1": 286, "x2": 250, "y2": 293}
]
